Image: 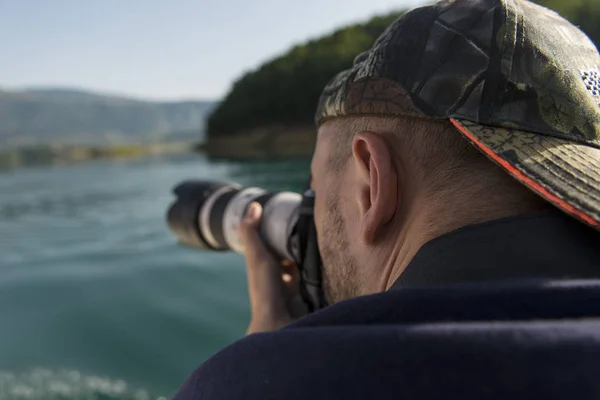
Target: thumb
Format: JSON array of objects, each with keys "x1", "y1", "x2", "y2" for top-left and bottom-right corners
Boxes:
[{"x1": 239, "y1": 202, "x2": 289, "y2": 319}]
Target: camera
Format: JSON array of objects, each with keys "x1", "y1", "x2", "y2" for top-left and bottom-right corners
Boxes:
[{"x1": 166, "y1": 180, "x2": 327, "y2": 312}]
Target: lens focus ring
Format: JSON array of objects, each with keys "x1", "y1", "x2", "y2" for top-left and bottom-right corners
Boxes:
[{"x1": 199, "y1": 185, "x2": 240, "y2": 249}]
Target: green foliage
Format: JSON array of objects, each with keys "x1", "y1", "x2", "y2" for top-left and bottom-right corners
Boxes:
[
  {"x1": 208, "y1": 0, "x2": 600, "y2": 138},
  {"x1": 533, "y1": 0, "x2": 600, "y2": 47},
  {"x1": 207, "y1": 12, "x2": 405, "y2": 136}
]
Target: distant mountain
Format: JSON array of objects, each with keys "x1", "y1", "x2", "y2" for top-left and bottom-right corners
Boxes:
[{"x1": 0, "y1": 88, "x2": 216, "y2": 148}]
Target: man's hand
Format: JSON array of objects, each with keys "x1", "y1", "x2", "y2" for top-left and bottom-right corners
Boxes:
[{"x1": 239, "y1": 202, "x2": 308, "y2": 335}]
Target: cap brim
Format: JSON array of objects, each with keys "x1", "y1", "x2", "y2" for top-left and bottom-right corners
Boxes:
[{"x1": 451, "y1": 118, "x2": 600, "y2": 231}]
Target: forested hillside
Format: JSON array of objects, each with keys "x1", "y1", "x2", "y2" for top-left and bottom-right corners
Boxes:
[{"x1": 206, "y1": 0, "x2": 599, "y2": 139}]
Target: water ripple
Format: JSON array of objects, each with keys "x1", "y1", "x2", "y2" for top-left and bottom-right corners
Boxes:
[
  {"x1": 0, "y1": 368, "x2": 166, "y2": 400},
  {"x1": 0, "y1": 189, "x2": 144, "y2": 221},
  {"x1": 0, "y1": 154, "x2": 312, "y2": 397}
]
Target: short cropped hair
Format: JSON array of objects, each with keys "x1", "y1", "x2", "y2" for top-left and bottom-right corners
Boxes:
[
  {"x1": 325, "y1": 115, "x2": 486, "y2": 181},
  {"x1": 323, "y1": 115, "x2": 550, "y2": 221}
]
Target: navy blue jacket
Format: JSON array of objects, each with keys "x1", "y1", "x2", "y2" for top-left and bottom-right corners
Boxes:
[{"x1": 174, "y1": 210, "x2": 600, "y2": 399}]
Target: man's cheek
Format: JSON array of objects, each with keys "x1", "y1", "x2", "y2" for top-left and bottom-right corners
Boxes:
[{"x1": 313, "y1": 197, "x2": 325, "y2": 237}]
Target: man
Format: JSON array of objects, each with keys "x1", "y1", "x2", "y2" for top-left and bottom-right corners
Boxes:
[{"x1": 174, "y1": 0, "x2": 600, "y2": 398}]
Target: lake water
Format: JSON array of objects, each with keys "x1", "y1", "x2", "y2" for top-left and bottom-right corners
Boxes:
[{"x1": 0, "y1": 153, "x2": 311, "y2": 399}]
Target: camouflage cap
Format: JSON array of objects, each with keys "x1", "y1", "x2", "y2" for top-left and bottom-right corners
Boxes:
[{"x1": 315, "y1": 0, "x2": 600, "y2": 230}]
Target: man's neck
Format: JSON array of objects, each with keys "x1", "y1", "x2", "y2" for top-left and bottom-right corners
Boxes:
[{"x1": 381, "y1": 198, "x2": 555, "y2": 290}]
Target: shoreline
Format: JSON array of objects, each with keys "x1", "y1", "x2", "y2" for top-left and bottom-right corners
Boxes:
[
  {"x1": 0, "y1": 126, "x2": 317, "y2": 170},
  {"x1": 0, "y1": 141, "x2": 196, "y2": 170},
  {"x1": 197, "y1": 125, "x2": 316, "y2": 161}
]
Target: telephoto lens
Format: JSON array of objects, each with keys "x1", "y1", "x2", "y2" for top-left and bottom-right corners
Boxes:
[{"x1": 166, "y1": 180, "x2": 303, "y2": 262}]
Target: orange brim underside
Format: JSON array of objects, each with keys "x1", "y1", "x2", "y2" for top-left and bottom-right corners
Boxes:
[{"x1": 451, "y1": 118, "x2": 600, "y2": 231}]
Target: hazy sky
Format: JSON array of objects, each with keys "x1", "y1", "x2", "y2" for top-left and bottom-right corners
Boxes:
[{"x1": 0, "y1": 0, "x2": 429, "y2": 100}]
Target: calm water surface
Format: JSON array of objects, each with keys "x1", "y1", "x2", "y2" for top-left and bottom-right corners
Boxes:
[{"x1": 0, "y1": 153, "x2": 311, "y2": 399}]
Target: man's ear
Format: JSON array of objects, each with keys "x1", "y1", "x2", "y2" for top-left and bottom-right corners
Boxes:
[{"x1": 352, "y1": 132, "x2": 398, "y2": 245}]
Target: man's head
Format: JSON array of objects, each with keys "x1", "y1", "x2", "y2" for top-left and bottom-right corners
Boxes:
[
  {"x1": 310, "y1": 115, "x2": 549, "y2": 303},
  {"x1": 309, "y1": 0, "x2": 600, "y2": 304}
]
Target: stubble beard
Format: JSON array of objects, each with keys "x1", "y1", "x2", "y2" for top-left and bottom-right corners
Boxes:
[{"x1": 319, "y1": 192, "x2": 360, "y2": 304}]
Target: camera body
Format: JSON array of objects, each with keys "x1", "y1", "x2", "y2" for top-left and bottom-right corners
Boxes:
[{"x1": 166, "y1": 180, "x2": 327, "y2": 312}]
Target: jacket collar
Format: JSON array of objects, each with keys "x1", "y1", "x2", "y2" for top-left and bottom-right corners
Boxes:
[{"x1": 392, "y1": 209, "x2": 600, "y2": 289}]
